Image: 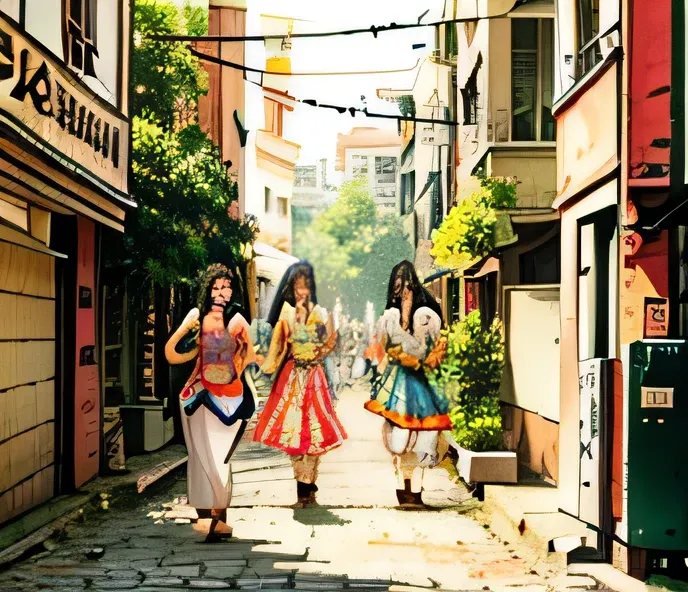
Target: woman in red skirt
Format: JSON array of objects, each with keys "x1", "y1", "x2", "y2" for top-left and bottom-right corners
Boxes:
[{"x1": 253, "y1": 261, "x2": 347, "y2": 504}]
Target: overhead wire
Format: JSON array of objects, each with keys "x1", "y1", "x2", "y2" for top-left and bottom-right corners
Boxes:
[
  {"x1": 150, "y1": 6, "x2": 523, "y2": 43},
  {"x1": 187, "y1": 48, "x2": 422, "y2": 77},
  {"x1": 190, "y1": 49, "x2": 460, "y2": 126}
]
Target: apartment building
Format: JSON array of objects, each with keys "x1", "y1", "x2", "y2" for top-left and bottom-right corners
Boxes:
[{"x1": 335, "y1": 127, "x2": 402, "y2": 212}]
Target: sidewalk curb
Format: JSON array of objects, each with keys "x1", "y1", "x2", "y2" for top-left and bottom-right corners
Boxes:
[
  {"x1": 477, "y1": 489, "x2": 569, "y2": 571},
  {"x1": 0, "y1": 445, "x2": 188, "y2": 568},
  {"x1": 0, "y1": 493, "x2": 95, "y2": 566}
]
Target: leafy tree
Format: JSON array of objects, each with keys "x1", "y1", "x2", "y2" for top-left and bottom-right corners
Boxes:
[
  {"x1": 313, "y1": 177, "x2": 377, "y2": 245},
  {"x1": 107, "y1": 0, "x2": 255, "y2": 288},
  {"x1": 294, "y1": 180, "x2": 413, "y2": 317},
  {"x1": 131, "y1": 0, "x2": 206, "y2": 130}
]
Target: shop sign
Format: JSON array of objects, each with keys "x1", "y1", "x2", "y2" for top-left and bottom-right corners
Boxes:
[
  {"x1": 643, "y1": 296, "x2": 669, "y2": 338},
  {"x1": 0, "y1": 19, "x2": 128, "y2": 195}
]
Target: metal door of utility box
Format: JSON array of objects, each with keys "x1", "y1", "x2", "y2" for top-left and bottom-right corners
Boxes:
[{"x1": 628, "y1": 341, "x2": 688, "y2": 551}]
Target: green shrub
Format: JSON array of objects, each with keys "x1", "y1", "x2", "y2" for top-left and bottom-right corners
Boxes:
[{"x1": 429, "y1": 311, "x2": 506, "y2": 452}]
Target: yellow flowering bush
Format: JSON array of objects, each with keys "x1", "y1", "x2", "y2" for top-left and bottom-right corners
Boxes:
[
  {"x1": 430, "y1": 175, "x2": 517, "y2": 268},
  {"x1": 429, "y1": 311, "x2": 506, "y2": 452}
]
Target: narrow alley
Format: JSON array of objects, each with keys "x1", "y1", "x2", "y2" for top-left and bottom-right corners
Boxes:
[{"x1": 0, "y1": 384, "x2": 615, "y2": 592}]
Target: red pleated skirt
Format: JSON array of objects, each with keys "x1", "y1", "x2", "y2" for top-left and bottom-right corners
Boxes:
[{"x1": 253, "y1": 359, "x2": 347, "y2": 456}]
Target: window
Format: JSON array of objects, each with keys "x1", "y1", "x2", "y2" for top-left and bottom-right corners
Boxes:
[
  {"x1": 577, "y1": 0, "x2": 602, "y2": 76},
  {"x1": 375, "y1": 156, "x2": 397, "y2": 183},
  {"x1": 294, "y1": 166, "x2": 317, "y2": 188},
  {"x1": 401, "y1": 172, "x2": 416, "y2": 215},
  {"x1": 64, "y1": 0, "x2": 98, "y2": 76},
  {"x1": 374, "y1": 186, "x2": 396, "y2": 198},
  {"x1": 520, "y1": 235, "x2": 561, "y2": 284},
  {"x1": 352, "y1": 155, "x2": 368, "y2": 177},
  {"x1": 428, "y1": 172, "x2": 443, "y2": 232},
  {"x1": 511, "y1": 19, "x2": 556, "y2": 142},
  {"x1": 278, "y1": 197, "x2": 289, "y2": 219},
  {"x1": 264, "y1": 187, "x2": 275, "y2": 214},
  {"x1": 465, "y1": 273, "x2": 498, "y2": 329},
  {"x1": 444, "y1": 22, "x2": 457, "y2": 59},
  {"x1": 461, "y1": 53, "x2": 482, "y2": 125}
]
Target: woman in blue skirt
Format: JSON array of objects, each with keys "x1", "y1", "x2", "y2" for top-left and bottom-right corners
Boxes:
[{"x1": 364, "y1": 261, "x2": 450, "y2": 506}]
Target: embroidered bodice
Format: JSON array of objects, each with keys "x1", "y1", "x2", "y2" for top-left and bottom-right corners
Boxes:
[
  {"x1": 200, "y1": 311, "x2": 238, "y2": 384},
  {"x1": 378, "y1": 306, "x2": 442, "y2": 360},
  {"x1": 261, "y1": 302, "x2": 337, "y2": 374}
]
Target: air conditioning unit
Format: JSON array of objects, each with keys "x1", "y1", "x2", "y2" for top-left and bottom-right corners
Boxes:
[{"x1": 598, "y1": 31, "x2": 620, "y2": 59}]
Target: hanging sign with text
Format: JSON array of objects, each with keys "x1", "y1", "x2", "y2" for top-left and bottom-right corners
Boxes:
[
  {"x1": 0, "y1": 16, "x2": 128, "y2": 196},
  {"x1": 643, "y1": 297, "x2": 669, "y2": 338}
]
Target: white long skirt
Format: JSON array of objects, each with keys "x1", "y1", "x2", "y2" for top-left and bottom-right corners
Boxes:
[{"x1": 180, "y1": 401, "x2": 244, "y2": 510}]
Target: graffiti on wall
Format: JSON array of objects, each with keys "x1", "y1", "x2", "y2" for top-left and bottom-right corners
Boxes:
[{"x1": 620, "y1": 205, "x2": 669, "y2": 344}]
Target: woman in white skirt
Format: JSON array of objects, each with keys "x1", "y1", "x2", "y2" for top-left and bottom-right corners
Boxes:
[{"x1": 165, "y1": 263, "x2": 258, "y2": 542}]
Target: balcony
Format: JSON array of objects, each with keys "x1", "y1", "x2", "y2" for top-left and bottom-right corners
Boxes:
[
  {"x1": 486, "y1": 143, "x2": 557, "y2": 210},
  {"x1": 255, "y1": 130, "x2": 300, "y2": 182}
]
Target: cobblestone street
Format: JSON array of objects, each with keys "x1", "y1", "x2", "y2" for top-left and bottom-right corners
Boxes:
[{"x1": 0, "y1": 385, "x2": 617, "y2": 591}]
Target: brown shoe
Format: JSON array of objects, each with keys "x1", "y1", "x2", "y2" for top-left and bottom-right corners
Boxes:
[{"x1": 296, "y1": 481, "x2": 316, "y2": 505}]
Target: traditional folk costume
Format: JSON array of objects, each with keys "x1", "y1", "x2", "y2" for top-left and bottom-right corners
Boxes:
[
  {"x1": 253, "y1": 302, "x2": 347, "y2": 495},
  {"x1": 365, "y1": 305, "x2": 450, "y2": 505},
  {"x1": 179, "y1": 312, "x2": 256, "y2": 508},
  {"x1": 165, "y1": 267, "x2": 257, "y2": 538}
]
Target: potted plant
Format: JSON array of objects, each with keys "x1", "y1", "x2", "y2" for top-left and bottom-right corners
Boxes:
[{"x1": 429, "y1": 310, "x2": 517, "y2": 487}]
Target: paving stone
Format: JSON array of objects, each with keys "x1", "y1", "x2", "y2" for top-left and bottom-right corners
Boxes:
[
  {"x1": 146, "y1": 568, "x2": 173, "y2": 576},
  {"x1": 203, "y1": 565, "x2": 244, "y2": 579},
  {"x1": 39, "y1": 566, "x2": 109, "y2": 577},
  {"x1": 91, "y1": 579, "x2": 141, "y2": 589},
  {"x1": 203, "y1": 559, "x2": 247, "y2": 567},
  {"x1": 106, "y1": 569, "x2": 143, "y2": 579},
  {"x1": 165, "y1": 565, "x2": 200, "y2": 577},
  {"x1": 98, "y1": 558, "x2": 161, "y2": 571},
  {"x1": 142, "y1": 576, "x2": 187, "y2": 586},
  {"x1": 235, "y1": 574, "x2": 291, "y2": 588},
  {"x1": 36, "y1": 575, "x2": 87, "y2": 587},
  {"x1": 97, "y1": 589, "x2": 189, "y2": 592},
  {"x1": 105, "y1": 548, "x2": 167, "y2": 561},
  {"x1": 187, "y1": 579, "x2": 233, "y2": 588}
]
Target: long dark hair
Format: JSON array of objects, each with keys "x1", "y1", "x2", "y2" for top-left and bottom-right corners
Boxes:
[
  {"x1": 385, "y1": 260, "x2": 443, "y2": 332},
  {"x1": 196, "y1": 262, "x2": 245, "y2": 324},
  {"x1": 266, "y1": 260, "x2": 318, "y2": 327}
]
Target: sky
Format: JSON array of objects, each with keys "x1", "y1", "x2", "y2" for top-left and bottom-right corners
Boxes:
[
  {"x1": 256, "y1": 0, "x2": 443, "y2": 181},
  {"x1": 175, "y1": 0, "x2": 444, "y2": 184}
]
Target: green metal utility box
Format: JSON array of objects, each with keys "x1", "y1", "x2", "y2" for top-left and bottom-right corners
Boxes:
[{"x1": 628, "y1": 341, "x2": 688, "y2": 551}]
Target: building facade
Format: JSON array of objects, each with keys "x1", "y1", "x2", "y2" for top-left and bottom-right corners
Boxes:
[
  {"x1": 292, "y1": 159, "x2": 337, "y2": 235},
  {"x1": 198, "y1": 0, "x2": 301, "y2": 319},
  {"x1": 335, "y1": 127, "x2": 401, "y2": 212},
  {"x1": 0, "y1": 0, "x2": 132, "y2": 524},
  {"x1": 454, "y1": 0, "x2": 561, "y2": 485},
  {"x1": 377, "y1": 47, "x2": 455, "y2": 273},
  {"x1": 554, "y1": 0, "x2": 688, "y2": 580}
]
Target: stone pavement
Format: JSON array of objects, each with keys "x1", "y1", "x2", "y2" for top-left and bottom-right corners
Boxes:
[{"x1": 0, "y1": 383, "x2": 617, "y2": 591}]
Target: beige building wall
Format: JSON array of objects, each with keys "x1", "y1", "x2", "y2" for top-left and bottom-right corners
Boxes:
[
  {"x1": 456, "y1": 8, "x2": 556, "y2": 208},
  {"x1": 0, "y1": 243, "x2": 56, "y2": 524}
]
